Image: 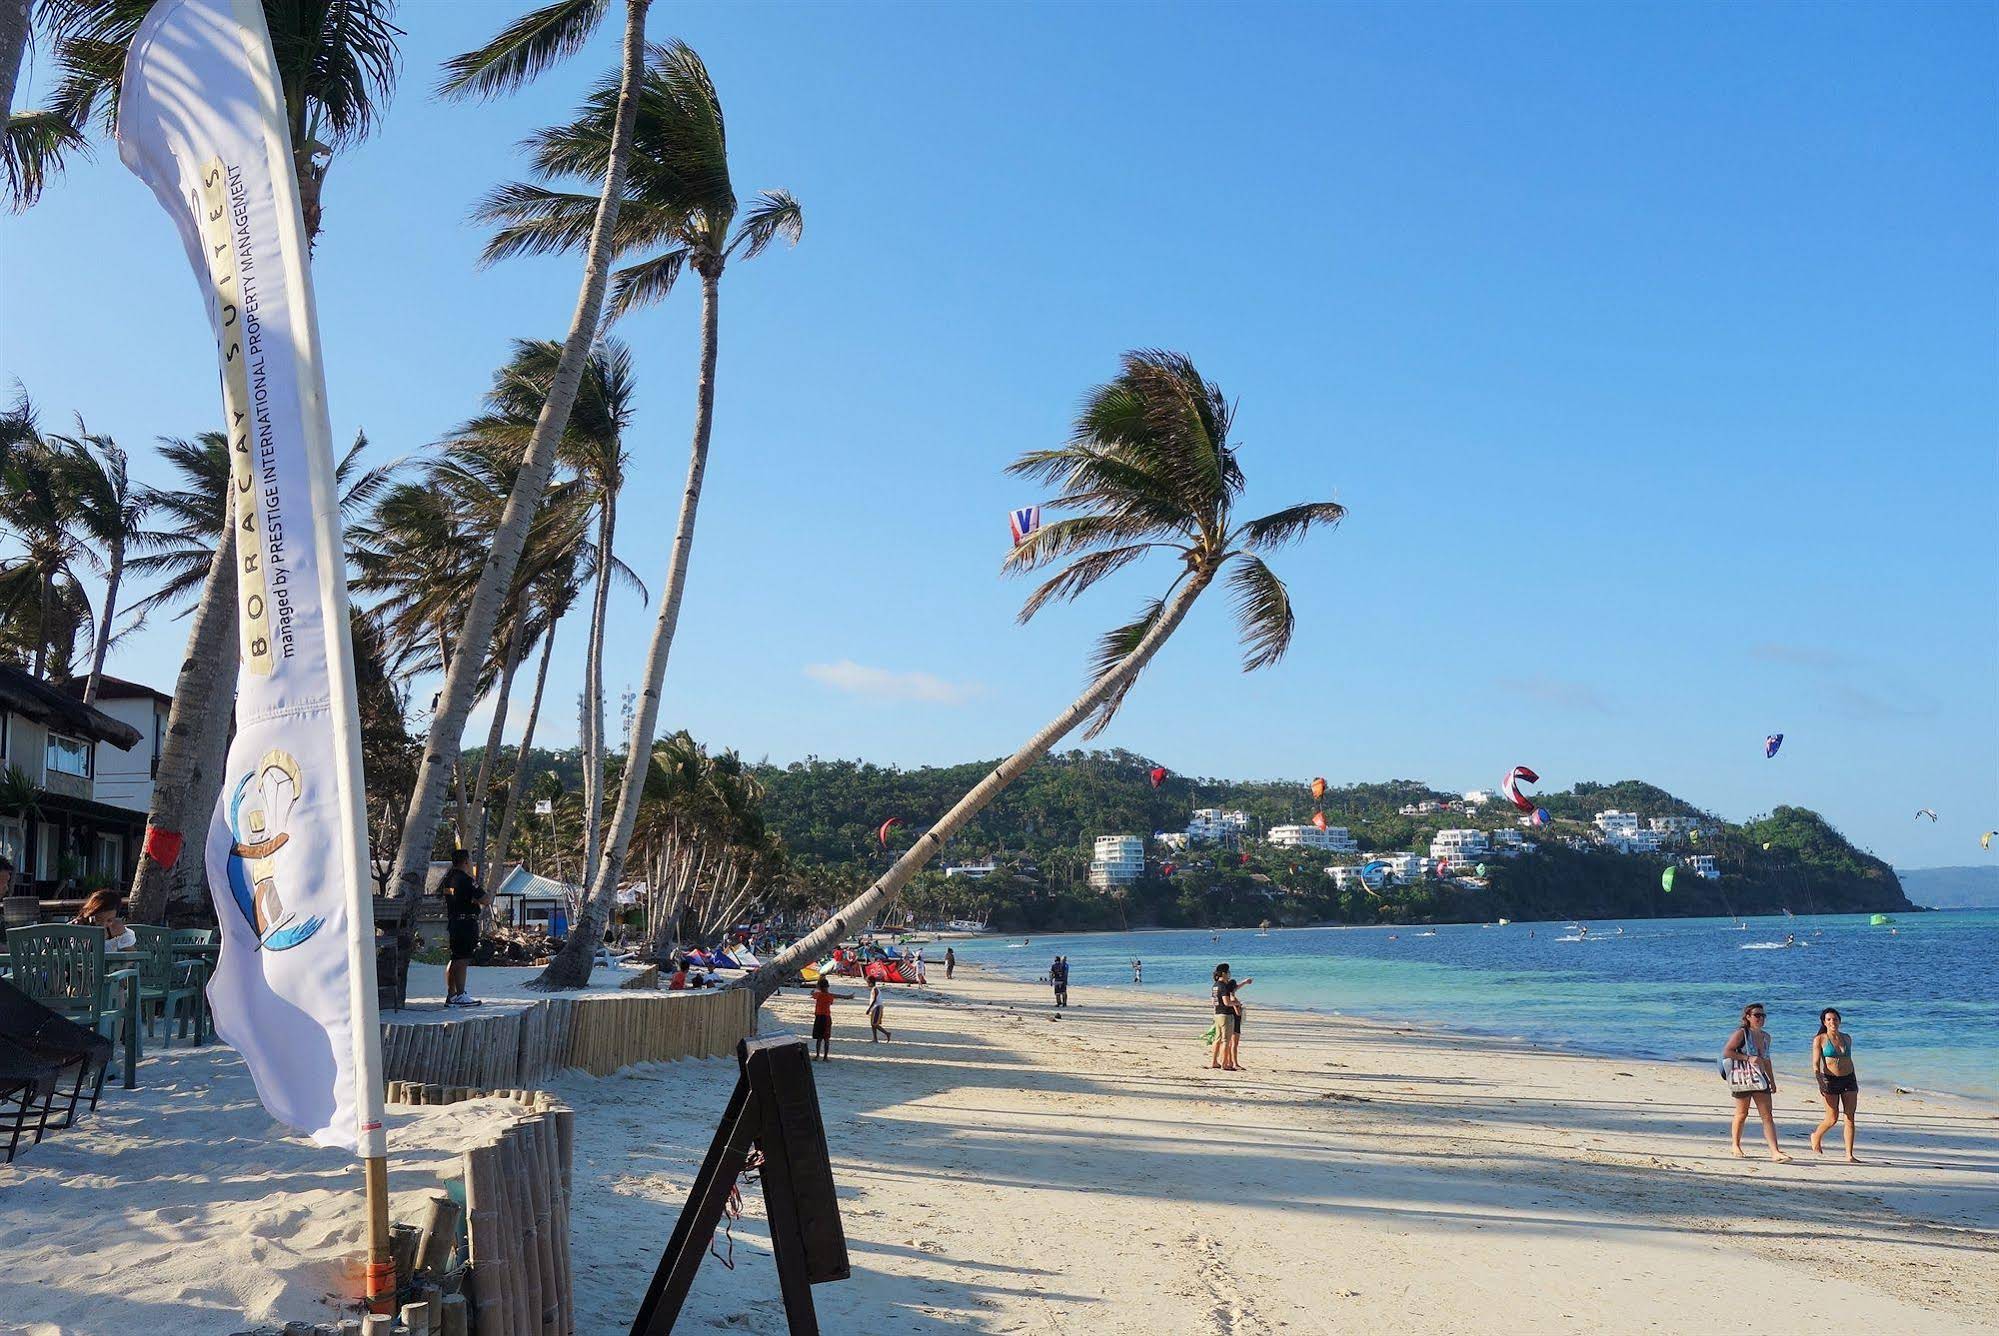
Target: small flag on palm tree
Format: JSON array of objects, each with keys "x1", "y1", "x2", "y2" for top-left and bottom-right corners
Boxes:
[{"x1": 1009, "y1": 505, "x2": 1041, "y2": 546}]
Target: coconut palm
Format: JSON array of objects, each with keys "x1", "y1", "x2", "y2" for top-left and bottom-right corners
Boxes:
[
  {"x1": 385, "y1": 0, "x2": 653, "y2": 905},
  {"x1": 751, "y1": 351, "x2": 1346, "y2": 999},
  {"x1": 0, "y1": 425, "x2": 100, "y2": 679},
  {"x1": 45, "y1": 427, "x2": 148, "y2": 703},
  {"x1": 484, "y1": 570, "x2": 579, "y2": 885},
  {"x1": 500, "y1": 40, "x2": 804, "y2": 989},
  {"x1": 5, "y1": 0, "x2": 401, "y2": 233},
  {"x1": 453, "y1": 336, "x2": 637, "y2": 879}
]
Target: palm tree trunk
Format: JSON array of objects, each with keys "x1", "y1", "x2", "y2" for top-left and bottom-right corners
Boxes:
[
  {"x1": 489, "y1": 621, "x2": 556, "y2": 884},
  {"x1": 750, "y1": 569, "x2": 1215, "y2": 1001},
  {"x1": 128, "y1": 525, "x2": 239, "y2": 924},
  {"x1": 581, "y1": 492, "x2": 614, "y2": 882},
  {"x1": 0, "y1": 0, "x2": 27, "y2": 125},
  {"x1": 533, "y1": 266, "x2": 720, "y2": 990},
  {"x1": 84, "y1": 545, "x2": 123, "y2": 705},
  {"x1": 385, "y1": 0, "x2": 652, "y2": 903},
  {"x1": 471, "y1": 613, "x2": 528, "y2": 884},
  {"x1": 32, "y1": 570, "x2": 50, "y2": 679}
]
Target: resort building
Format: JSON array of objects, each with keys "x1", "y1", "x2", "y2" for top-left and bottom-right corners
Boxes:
[
  {"x1": 63, "y1": 675, "x2": 173, "y2": 815},
  {"x1": 1462, "y1": 789, "x2": 1495, "y2": 808},
  {"x1": 1268, "y1": 824, "x2": 1358, "y2": 853},
  {"x1": 1428, "y1": 828, "x2": 1489, "y2": 868},
  {"x1": 1593, "y1": 810, "x2": 1642, "y2": 839},
  {"x1": 1397, "y1": 800, "x2": 1445, "y2": 816},
  {"x1": 1088, "y1": 834, "x2": 1145, "y2": 889},
  {"x1": 1688, "y1": 854, "x2": 1721, "y2": 880},
  {"x1": 943, "y1": 862, "x2": 998, "y2": 879},
  {"x1": 1155, "y1": 831, "x2": 1191, "y2": 851},
  {"x1": 0, "y1": 665, "x2": 146, "y2": 900},
  {"x1": 1379, "y1": 851, "x2": 1430, "y2": 882},
  {"x1": 1187, "y1": 808, "x2": 1251, "y2": 843},
  {"x1": 1601, "y1": 828, "x2": 1663, "y2": 855},
  {"x1": 1649, "y1": 815, "x2": 1702, "y2": 838},
  {"x1": 1487, "y1": 828, "x2": 1526, "y2": 854}
]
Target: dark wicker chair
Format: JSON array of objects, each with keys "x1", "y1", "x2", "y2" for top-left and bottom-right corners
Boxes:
[
  {"x1": 0, "y1": 977, "x2": 114, "y2": 1131},
  {"x1": 0, "y1": 1034, "x2": 61, "y2": 1162}
]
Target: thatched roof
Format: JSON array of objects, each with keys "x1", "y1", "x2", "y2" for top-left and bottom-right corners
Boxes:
[{"x1": 0, "y1": 665, "x2": 143, "y2": 750}]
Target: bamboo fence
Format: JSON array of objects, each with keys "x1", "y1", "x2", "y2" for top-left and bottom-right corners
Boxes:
[
  {"x1": 447, "y1": 1092, "x2": 575, "y2": 1336},
  {"x1": 379, "y1": 987, "x2": 756, "y2": 1089}
]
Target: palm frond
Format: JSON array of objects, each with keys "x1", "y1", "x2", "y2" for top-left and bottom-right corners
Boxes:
[
  {"x1": 437, "y1": 0, "x2": 608, "y2": 100},
  {"x1": 1015, "y1": 544, "x2": 1157, "y2": 624},
  {"x1": 1225, "y1": 554, "x2": 1294, "y2": 671},
  {"x1": 4, "y1": 108, "x2": 91, "y2": 209},
  {"x1": 1081, "y1": 596, "x2": 1166, "y2": 739},
  {"x1": 1000, "y1": 514, "x2": 1182, "y2": 575},
  {"x1": 1233, "y1": 500, "x2": 1346, "y2": 553},
  {"x1": 728, "y1": 188, "x2": 801, "y2": 261},
  {"x1": 606, "y1": 246, "x2": 688, "y2": 319}
]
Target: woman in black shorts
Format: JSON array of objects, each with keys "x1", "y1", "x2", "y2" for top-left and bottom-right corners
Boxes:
[{"x1": 1809, "y1": 1007, "x2": 1861, "y2": 1162}]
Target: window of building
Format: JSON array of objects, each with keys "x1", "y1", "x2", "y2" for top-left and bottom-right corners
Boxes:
[
  {"x1": 93, "y1": 833, "x2": 123, "y2": 883},
  {"x1": 0, "y1": 818, "x2": 22, "y2": 875},
  {"x1": 46, "y1": 733, "x2": 92, "y2": 778},
  {"x1": 35, "y1": 823, "x2": 56, "y2": 881}
]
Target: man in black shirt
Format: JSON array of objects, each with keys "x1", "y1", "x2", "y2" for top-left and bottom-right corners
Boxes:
[{"x1": 439, "y1": 848, "x2": 485, "y2": 1007}]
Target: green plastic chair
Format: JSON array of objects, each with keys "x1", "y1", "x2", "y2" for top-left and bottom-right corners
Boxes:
[
  {"x1": 130, "y1": 926, "x2": 204, "y2": 1049},
  {"x1": 170, "y1": 928, "x2": 218, "y2": 1043},
  {"x1": 3, "y1": 926, "x2": 140, "y2": 1088}
]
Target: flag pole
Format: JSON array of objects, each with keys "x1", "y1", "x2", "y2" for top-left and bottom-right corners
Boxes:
[{"x1": 226, "y1": 0, "x2": 392, "y2": 1309}]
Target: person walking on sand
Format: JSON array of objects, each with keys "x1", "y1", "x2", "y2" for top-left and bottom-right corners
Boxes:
[
  {"x1": 1723, "y1": 1002, "x2": 1791, "y2": 1162},
  {"x1": 1132, "y1": 958, "x2": 1143, "y2": 984},
  {"x1": 1810, "y1": 1007, "x2": 1861, "y2": 1162},
  {"x1": 1056, "y1": 955, "x2": 1071, "y2": 1007},
  {"x1": 810, "y1": 976, "x2": 838, "y2": 1061},
  {"x1": 945, "y1": 946, "x2": 956, "y2": 980},
  {"x1": 866, "y1": 978, "x2": 892, "y2": 1043},
  {"x1": 1049, "y1": 955, "x2": 1064, "y2": 1008}
]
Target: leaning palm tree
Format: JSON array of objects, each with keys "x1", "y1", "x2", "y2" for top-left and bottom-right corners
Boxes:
[
  {"x1": 6, "y1": 0, "x2": 400, "y2": 230},
  {"x1": 46, "y1": 427, "x2": 148, "y2": 703},
  {"x1": 750, "y1": 351, "x2": 1345, "y2": 1000},
  {"x1": 507, "y1": 40, "x2": 804, "y2": 989},
  {"x1": 0, "y1": 426, "x2": 98, "y2": 679},
  {"x1": 385, "y1": 0, "x2": 653, "y2": 905}
]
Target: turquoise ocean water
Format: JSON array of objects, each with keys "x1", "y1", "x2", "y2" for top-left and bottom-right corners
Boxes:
[{"x1": 948, "y1": 909, "x2": 1999, "y2": 1101}]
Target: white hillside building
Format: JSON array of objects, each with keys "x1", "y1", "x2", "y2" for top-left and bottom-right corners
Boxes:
[
  {"x1": 1089, "y1": 834, "x2": 1145, "y2": 889},
  {"x1": 1429, "y1": 828, "x2": 1489, "y2": 868},
  {"x1": 1688, "y1": 854, "x2": 1721, "y2": 880},
  {"x1": 1187, "y1": 809, "x2": 1251, "y2": 843},
  {"x1": 1269, "y1": 824, "x2": 1358, "y2": 854},
  {"x1": 1593, "y1": 810, "x2": 1642, "y2": 839}
]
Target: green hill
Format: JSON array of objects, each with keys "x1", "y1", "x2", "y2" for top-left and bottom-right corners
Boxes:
[{"x1": 750, "y1": 749, "x2": 1912, "y2": 930}]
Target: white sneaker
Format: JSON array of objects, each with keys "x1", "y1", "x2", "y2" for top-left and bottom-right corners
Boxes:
[{"x1": 447, "y1": 993, "x2": 482, "y2": 1007}]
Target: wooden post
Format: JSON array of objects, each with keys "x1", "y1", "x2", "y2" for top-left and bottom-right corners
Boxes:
[{"x1": 363, "y1": 1156, "x2": 394, "y2": 1315}]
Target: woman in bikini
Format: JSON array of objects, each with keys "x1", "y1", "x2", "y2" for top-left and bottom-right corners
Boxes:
[
  {"x1": 1809, "y1": 1006, "x2": 1861, "y2": 1162},
  {"x1": 1723, "y1": 1001, "x2": 1791, "y2": 1162}
]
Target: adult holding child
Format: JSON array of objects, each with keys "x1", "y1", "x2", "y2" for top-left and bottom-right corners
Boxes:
[{"x1": 1722, "y1": 1001, "x2": 1791, "y2": 1162}]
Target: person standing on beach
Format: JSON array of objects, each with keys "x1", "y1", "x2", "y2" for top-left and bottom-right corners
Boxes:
[
  {"x1": 1723, "y1": 1002, "x2": 1791, "y2": 1161},
  {"x1": 1810, "y1": 1007, "x2": 1861, "y2": 1162},
  {"x1": 438, "y1": 848, "x2": 485, "y2": 1007},
  {"x1": 1057, "y1": 955, "x2": 1071, "y2": 1007},
  {"x1": 945, "y1": 946, "x2": 956, "y2": 980},
  {"x1": 1132, "y1": 958, "x2": 1143, "y2": 984},
  {"x1": 1209, "y1": 963, "x2": 1251, "y2": 1070},
  {"x1": 810, "y1": 976, "x2": 838, "y2": 1061},
  {"x1": 866, "y1": 978, "x2": 892, "y2": 1042},
  {"x1": 1049, "y1": 955, "x2": 1064, "y2": 1008}
]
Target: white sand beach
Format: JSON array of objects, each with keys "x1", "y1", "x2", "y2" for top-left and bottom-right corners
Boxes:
[{"x1": 3, "y1": 964, "x2": 1994, "y2": 1335}]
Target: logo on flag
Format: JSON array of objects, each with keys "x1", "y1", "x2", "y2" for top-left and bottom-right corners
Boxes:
[
  {"x1": 224, "y1": 749, "x2": 322, "y2": 951},
  {"x1": 1009, "y1": 505, "x2": 1041, "y2": 546}
]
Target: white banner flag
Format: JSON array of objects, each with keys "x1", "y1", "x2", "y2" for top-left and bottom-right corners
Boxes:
[{"x1": 118, "y1": 0, "x2": 383, "y2": 1154}]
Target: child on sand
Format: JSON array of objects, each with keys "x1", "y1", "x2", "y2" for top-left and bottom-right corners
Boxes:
[
  {"x1": 811, "y1": 976, "x2": 837, "y2": 1061},
  {"x1": 867, "y1": 979, "x2": 892, "y2": 1043}
]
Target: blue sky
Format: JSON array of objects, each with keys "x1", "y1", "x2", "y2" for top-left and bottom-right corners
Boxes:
[{"x1": 2, "y1": 1, "x2": 1993, "y2": 869}]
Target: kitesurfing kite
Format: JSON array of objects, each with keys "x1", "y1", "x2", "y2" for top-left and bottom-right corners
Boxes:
[
  {"x1": 1915, "y1": 808, "x2": 1938, "y2": 823},
  {"x1": 1530, "y1": 807, "x2": 1550, "y2": 826},
  {"x1": 1161, "y1": 861, "x2": 1177, "y2": 876},
  {"x1": 1149, "y1": 765, "x2": 1168, "y2": 788},
  {"x1": 1502, "y1": 765, "x2": 1539, "y2": 813},
  {"x1": 1310, "y1": 777, "x2": 1327, "y2": 801},
  {"x1": 877, "y1": 817, "x2": 902, "y2": 849},
  {"x1": 1312, "y1": 811, "x2": 1328, "y2": 831},
  {"x1": 1765, "y1": 733, "x2": 1784, "y2": 758},
  {"x1": 1008, "y1": 505, "x2": 1041, "y2": 546},
  {"x1": 1984, "y1": 831, "x2": 1996, "y2": 851},
  {"x1": 1661, "y1": 865, "x2": 1677, "y2": 894}
]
